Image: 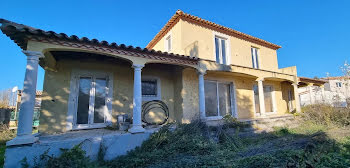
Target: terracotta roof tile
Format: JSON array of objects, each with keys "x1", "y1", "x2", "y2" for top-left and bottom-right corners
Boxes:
[
  {"x1": 0, "y1": 18, "x2": 199, "y2": 65},
  {"x1": 298, "y1": 77, "x2": 326, "y2": 84}
]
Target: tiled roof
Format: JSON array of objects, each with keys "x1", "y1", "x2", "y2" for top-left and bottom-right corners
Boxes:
[
  {"x1": 299, "y1": 77, "x2": 326, "y2": 84},
  {"x1": 146, "y1": 10, "x2": 282, "y2": 50},
  {"x1": 321, "y1": 76, "x2": 350, "y2": 80},
  {"x1": 0, "y1": 19, "x2": 199, "y2": 65}
]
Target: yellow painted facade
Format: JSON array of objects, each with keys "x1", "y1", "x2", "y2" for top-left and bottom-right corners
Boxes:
[
  {"x1": 151, "y1": 18, "x2": 298, "y2": 121},
  {"x1": 24, "y1": 13, "x2": 299, "y2": 135}
]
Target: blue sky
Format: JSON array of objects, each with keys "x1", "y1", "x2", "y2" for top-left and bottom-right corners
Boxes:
[{"x1": 0, "y1": 0, "x2": 349, "y2": 91}]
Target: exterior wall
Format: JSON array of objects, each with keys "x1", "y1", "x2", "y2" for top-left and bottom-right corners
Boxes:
[
  {"x1": 181, "y1": 68, "x2": 199, "y2": 123},
  {"x1": 299, "y1": 79, "x2": 350, "y2": 107},
  {"x1": 152, "y1": 20, "x2": 279, "y2": 72},
  {"x1": 152, "y1": 20, "x2": 183, "y2": 55},
  {"x1": 40, "y1": 59, "x2": 181, "y2": 134}
]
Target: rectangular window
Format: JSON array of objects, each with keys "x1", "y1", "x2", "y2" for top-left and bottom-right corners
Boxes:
[
  {"x1": 253, "y1": 85, "x2": 275, "y2": 114},
  {"x1": 142, "y1": 79, "x2": 157, "y2": 97},
  {"x1": 253, "y1": 85, "x2": 260, "y2": 114},
  {"x1": 336, "y1": 82, "x2": 342, "y2": 87},
  {"x1": 264, "y1": 86, "x2": 273, "y2": 113},
  {"x1": 251, "y1": 47, "x2": 259, "y2": 69},
  {"x1": 75, "y1": 76, "x2": 110, "y2": 127},
  {"x1": 288, "y1": 89, "x2": 293, "y2": 111},
  {"x1": 215, "y1": 36, "x2": 227, "y2": 65},
  {"x1": 205, "y1": 80, "x2": 234, "y2": 118},
  {"x1": 166, "y1": 35, "x2": 171, "y2": 52}
]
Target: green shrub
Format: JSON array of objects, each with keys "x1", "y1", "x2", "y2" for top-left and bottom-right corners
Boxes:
[{"x1": 32, "y1": 144, "x2": 101, "y2": 168}]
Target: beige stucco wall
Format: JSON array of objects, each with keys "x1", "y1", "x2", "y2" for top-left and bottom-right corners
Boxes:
[
  {"x1": 181, "y1": 68, "x2": 199, "y2": 123},
  {"x1": 152, "y1": 20, "x2": 183, "y2": 55},
  {"x1": 40, "y1": 59, "x2": 181, "y2": 134},
  {"x1": 152, "y1": 19, "x2": 280, "y2": 72}
]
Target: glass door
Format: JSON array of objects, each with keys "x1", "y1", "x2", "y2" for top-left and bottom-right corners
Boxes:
[{"x1": 74, "y1": 76, "x2": 109, "y2": 129}]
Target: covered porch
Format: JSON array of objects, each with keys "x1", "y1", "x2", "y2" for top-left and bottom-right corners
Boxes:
[
  {"x1": 0, "y1": 19, "x2": 199, "y2": 147},
  {"x1": 197, "y1": 59, "x2": 301, "y2": 122}
]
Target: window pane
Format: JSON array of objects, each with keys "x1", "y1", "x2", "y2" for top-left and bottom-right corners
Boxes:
[
  {"x1": 252, "y1": 48, "x2": 258, "y2": 68},
  {"x1": 205, "y1": 81, "x2": 218, "y2": 117},
  {"x1": 253, "y1": 85, "x2": 260, "y2": 114},
  {"x1": 166, "y1": 36, "x2": 171, "y2": 51},
  {"x1": 218, "y1": 83, "x2": 231, "y2": 116},
  {"x1": 221, "y1": 39, "x2": 226, "y2": 65},
  {"x1": 94, "y1": 78, "x2": 107, "y2": 123},
  {"x1": 255, "y1": 48, "x2": 259, "y2": 69},
  {"x1": 142, "y1": 80, "x2": 157, "y2": 96},
  {"x1": 264, "y1": 86, "x2": 273, "y2": 112},
  {"x1": 77, "y1": 77, "x2": 92, "y2": 124},
  {"x1": 251, "y1": 48, "x2": 255, "y2": 68},
  {"x1": 215, "y1": 37, "x2": 220, "y2": 64}
]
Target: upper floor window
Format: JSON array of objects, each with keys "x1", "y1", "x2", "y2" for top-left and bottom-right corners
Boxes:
[
  {"x1": 251, "y1": 47, "x2": 259, "y2": 69},
  {"x1": 215, "y1": 36, "x2": 227, "y2": 65},
  {"x1": 336, "y1": 82, "x2": 342, "y2": 87},
  {"x1": 165, "y1": 35, "x2": 171, "y2": 52}
]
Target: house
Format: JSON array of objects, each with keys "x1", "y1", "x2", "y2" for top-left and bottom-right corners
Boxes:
[
  {"x1": 0, "y1": 10, "x2": 323, "y2": 167},
  {"x1": 299, "y1": 76, "x2": 349, "y2": 107}
]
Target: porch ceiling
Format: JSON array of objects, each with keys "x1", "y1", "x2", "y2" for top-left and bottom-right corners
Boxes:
[{"x1": 0, "y1": 18, "x2": 199, "y2": 67}]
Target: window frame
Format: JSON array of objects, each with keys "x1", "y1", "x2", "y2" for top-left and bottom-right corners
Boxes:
[
  {"x1": 252, "y1": 84, "x2": 277, "y2": 117},
  {"x1": 204, "y1": 80, "x2": 237, "y2": 120},
  {"x1": 164, "y1": 34, "x2": 172, "y2": 52},
  {"x1": 336, "y1": 82, "x2": 342, "y2": 87},
  {"x1": 213, "y1": 31, "x2": 231, "y2": 65},
  {"x1": 67, "y1": 69, "x2": 113, "y2": 131},
  {"x1": 251, "y1": 47, "x2": 260, "y2": 69},
  {"x1": 142, "y1": 76, "x2": 161, "y2": 101}
]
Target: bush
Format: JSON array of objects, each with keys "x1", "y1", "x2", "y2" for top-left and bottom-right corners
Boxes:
[
  {"x1": 29, "y1": 144, "x2": 101, "y2": 168},
  {"x1": 301, "y1": 104, "x2": 350, "y2": 127}
]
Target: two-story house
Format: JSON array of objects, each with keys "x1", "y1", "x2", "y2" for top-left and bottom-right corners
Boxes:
[
  {"x1": 1, "y1": 10, "x2": 300, "y2": 147},
  {"x1": 1, "y1": 10, "x2": 309, "y2": 167}
]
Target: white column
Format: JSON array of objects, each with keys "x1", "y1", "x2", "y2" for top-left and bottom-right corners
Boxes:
[
  {"x1": 7, "y1": 51, "x2": 43, "y2": 146},
  {"x1": 308, "y1": 84, "x2": 314, "y2": 104},
  {"x1": 129, "y1": 64, "x2": 145, "y2": 133},
  {"x1": 257, "y1": 79, "x2": 266, "y2": 117},
  {"x1": 292, "y1": 83, "x2": 301, "y2": 112},
  {"x1": 198, "y1": 70, "x2": 206, "y2": 119}
]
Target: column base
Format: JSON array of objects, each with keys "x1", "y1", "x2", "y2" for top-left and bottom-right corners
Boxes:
[
  {"x1": 6, "y1": 134, "x2": 38, "y2": 146},
  {"x1": 128, "y1": 125, "x2": 145, "y2": 134}
]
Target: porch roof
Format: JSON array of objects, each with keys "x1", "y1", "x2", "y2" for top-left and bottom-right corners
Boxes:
[
  {"x1": 0, "y1": 18, "x2": 199, "y2": 66},
  {"x1": 298, "y1": 76, "x2": 326, "y2": 86}
]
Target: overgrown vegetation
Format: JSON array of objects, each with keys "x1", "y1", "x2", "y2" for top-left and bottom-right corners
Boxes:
[
  {"x1": 301, "y1": 104, "x2": 350, "y2": 127},
  {"x1": 0, "y1": 125, "x2": 15, "y2": 167},
  {"x1": 10, "y1": 104, "x2": 350, "y2": 167}
]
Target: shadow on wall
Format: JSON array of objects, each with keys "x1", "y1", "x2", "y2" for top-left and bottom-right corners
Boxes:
[
  {"x1": 236, "y1": 92, "x2": 254, "y2": 119},
  {"x1": 185, "y1": 41, "x2": 199, "y2": 58},
  {"x1": 40, "y1": 55, "x2": 135, "y2": 134}
]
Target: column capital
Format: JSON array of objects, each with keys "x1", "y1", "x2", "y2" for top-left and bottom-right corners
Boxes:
[
  {"x1": 132, "y1": 64, "x2": 144, "y2": 70},
  {"x1": 22, "y1": 50, "x2": 44, "y2": 60},
  {"x1": 256, "y1": 78, "x2": 264, "y2": 82},
  {"x1": 197, "y1": 69, "x2": 206, "y2": 75}
]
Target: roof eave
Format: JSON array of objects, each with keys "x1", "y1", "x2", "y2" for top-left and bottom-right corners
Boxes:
[{"x1": 146, "y1": 10, "x2": 282, "y2": 50}]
